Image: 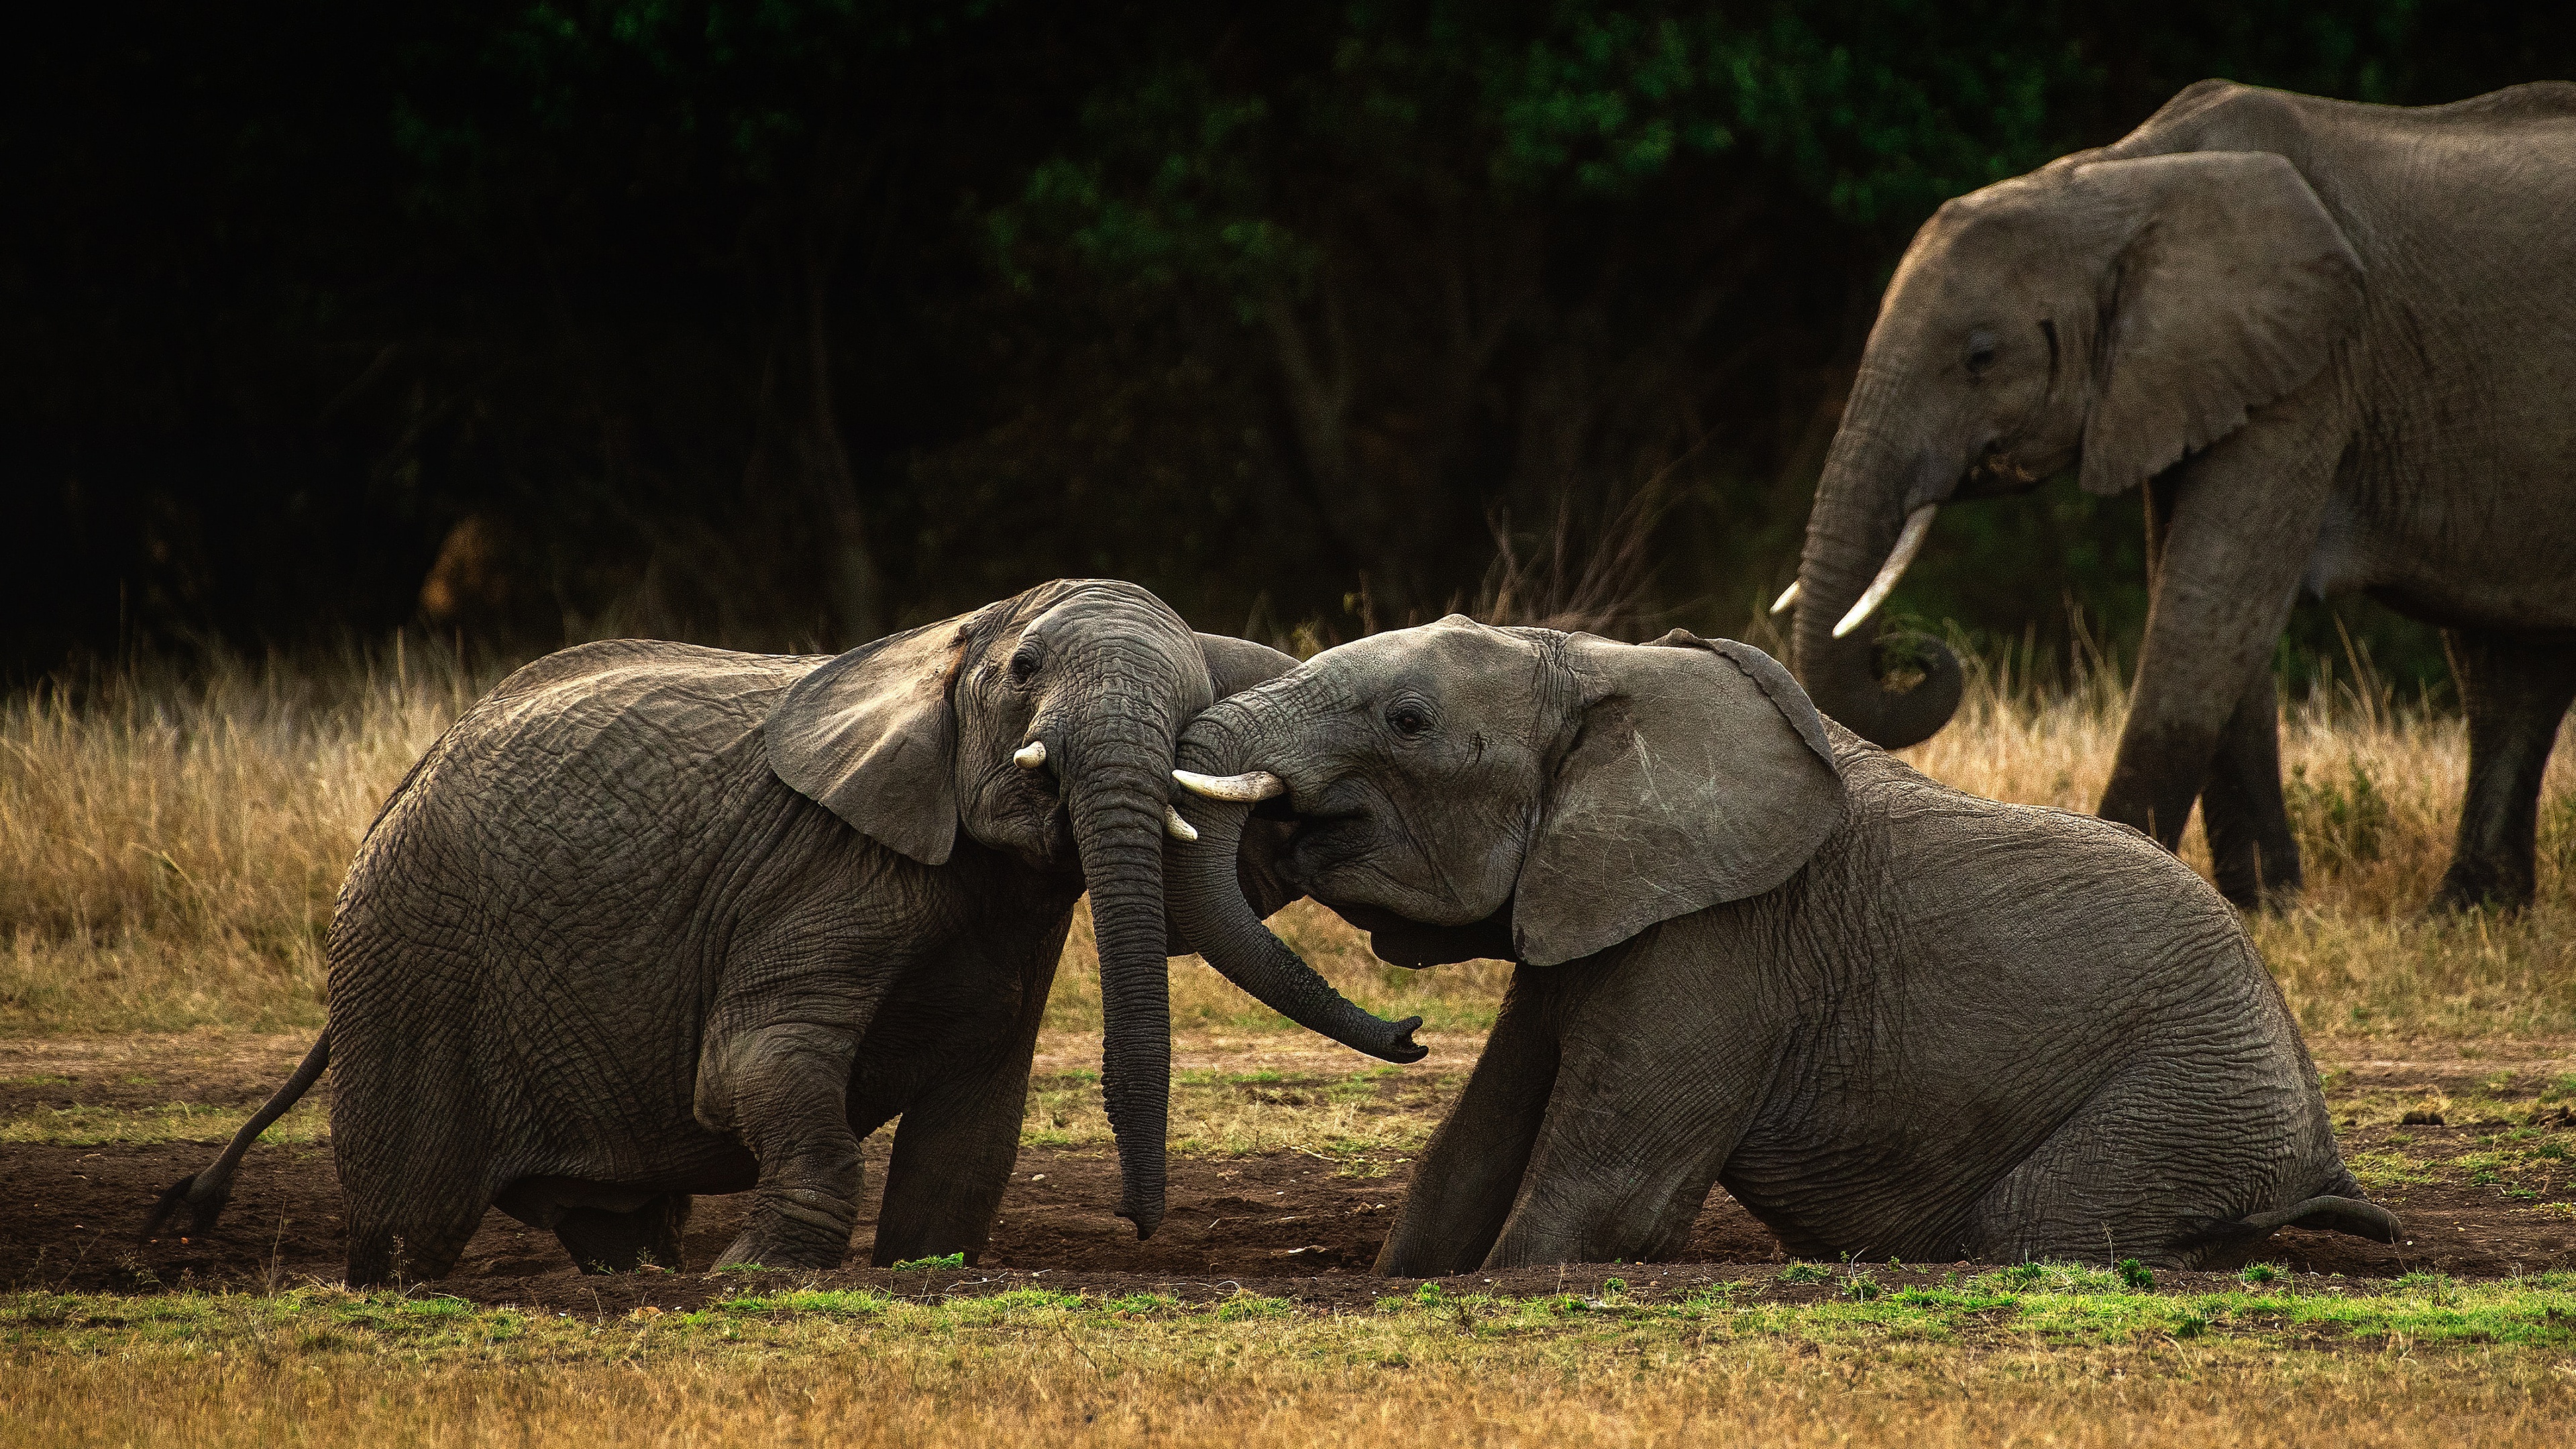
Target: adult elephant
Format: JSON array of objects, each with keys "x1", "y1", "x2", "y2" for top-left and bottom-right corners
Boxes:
[
  {"x1": 145, "y1": 580, "x2": 1422, "y2": 1285},
  {"x1": 1163, "y1": 618, "x2": 2394, "y2": 1272},
  {"x1": 1784, "y1": 80, "x2": 2576, "y2": 910}
]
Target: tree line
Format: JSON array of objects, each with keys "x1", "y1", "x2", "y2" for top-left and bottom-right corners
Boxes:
[{"x1": 8, "y1": 1, "x2": 2567, "y2": 684}]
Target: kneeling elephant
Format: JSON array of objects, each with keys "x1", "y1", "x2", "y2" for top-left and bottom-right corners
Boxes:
[{"x1": 1165, "y1": 617, "x2": 2398, "y2": 1273}]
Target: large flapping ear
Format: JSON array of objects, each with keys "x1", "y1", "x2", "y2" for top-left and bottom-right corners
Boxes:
[
  {"x1": 1513, "y1": 631, "x2": 1845, "y2": 968},
  {"x1": 2073, "y1": 151, "x2": 2362, "y2": 497},
  {"x1": 765, "y1": 616, "x2": 973, "y2": 865}
]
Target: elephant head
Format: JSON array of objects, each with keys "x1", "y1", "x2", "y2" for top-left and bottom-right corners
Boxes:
[
  {"x1": 1790, "y1": 150, "x2": 2363, "y2": 747},
  {"x1": 765, "y1": 579, "x2": 1417, "y2": 1236},
  {"x1": 1165, "y1": 618, "x2": 1842, "y2": 980}
]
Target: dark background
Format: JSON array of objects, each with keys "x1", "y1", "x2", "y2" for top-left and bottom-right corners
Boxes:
[{"x1": 7, "y1": 3, "x2": 2569, "y2": 688}]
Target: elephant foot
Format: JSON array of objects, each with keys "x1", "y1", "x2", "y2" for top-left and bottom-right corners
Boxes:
[
  {"x1": 711, "y1": 1187, "x2": 857, "y2": 1271},
  {"x1": 2426, "y1": 864, "x2": 2534, "y2": 917},
  {"x1": 555, "y1": 1194, "x2": 692, "y2": 1274}
]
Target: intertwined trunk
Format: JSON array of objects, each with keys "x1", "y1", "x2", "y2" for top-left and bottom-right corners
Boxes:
[
  {"x1": 1164, "y1": 706, "x2": 1426, "y2": 1065},
  {"x1": 1062, "y1": 710, "x2": 1179, "y2": 1239}
]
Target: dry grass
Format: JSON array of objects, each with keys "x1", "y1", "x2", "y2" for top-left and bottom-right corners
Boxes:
[
  {"x1": 2, "y1": 641, "x2": 2570, "y2": 1040},
  {"x1": 0, "y1": 645, "x2": 484, "y2": 1035},
  {"x1": 5, "y1": 1277, "x2": 2576, "y2": 1448}
]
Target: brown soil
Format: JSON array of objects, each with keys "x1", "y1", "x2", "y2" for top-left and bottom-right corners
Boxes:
[{"x1": 5, "y1": 1034, "x2": 2572, "y2": 1297}]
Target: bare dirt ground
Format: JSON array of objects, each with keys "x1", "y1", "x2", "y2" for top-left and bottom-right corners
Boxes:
[{"x1": 7, "y1": 1032, "x2": 2573, "y2": 1297}]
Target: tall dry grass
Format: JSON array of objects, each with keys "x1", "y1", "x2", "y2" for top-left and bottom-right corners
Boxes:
[
  {"x1": 0, "y1": 645, "x2": 486, "y2": 1033},
  {"x1": 2, "y1": 635, "x2": 2569, "y2": 1039}
]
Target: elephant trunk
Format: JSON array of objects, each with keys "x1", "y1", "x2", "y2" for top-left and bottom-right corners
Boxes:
[
  {"x1": 1063, "y1": 711, "x2": 1183, "y2": 1240},
  {"x1": 1166, "y1": 710, "x2": 1426, "y2": 1065},
  {"x1": 1792, "y1": 382, "x2": 1966, "y2": 749}
]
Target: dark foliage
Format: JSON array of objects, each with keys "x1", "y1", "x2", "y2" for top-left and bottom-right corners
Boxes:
[{"x1": 6, "y1": 3, "x2": 2569, "y2": 682}]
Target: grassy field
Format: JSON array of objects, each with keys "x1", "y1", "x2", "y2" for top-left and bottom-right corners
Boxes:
[
  {"x1": 5, "y1": 643, "x2": 2575, "y2": 1444},
  {"x1": 7, "y1": 1271, "x2": 2576, "y2": 1448}
]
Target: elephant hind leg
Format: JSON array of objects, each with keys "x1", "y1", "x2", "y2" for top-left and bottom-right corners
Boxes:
[
  {"x1": 345, "y1": 1200, "x2": 486, "y2": 1287},
  {"x1": 1964, "y1": 1061, "x2": 2332, "y2": 1270},
  {"x1": 2199, "y1": 670, "x2": 2302, "y2": 909},
  {"x1": 557, "y1": 1195, "x2": 694, "y2": 1273},
  {"x1": 2432, "y1": 628, "x2": 2576, "y2": 912}
]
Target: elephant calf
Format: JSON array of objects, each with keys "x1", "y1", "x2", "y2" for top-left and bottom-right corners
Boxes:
[
  {"x1": 1167, "y1": 617, "x2": 2397, "y2": 1273},
  {"x1": 147, "y1": 580, "x2": 1420, "y2": 1285}
]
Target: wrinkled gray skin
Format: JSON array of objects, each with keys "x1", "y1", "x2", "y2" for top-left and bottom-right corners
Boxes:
[
  {"x1": 1169, "y1": 618, "x2": 2396, "y2": 1272},
  {"x1": 1792, "y1": 80, "x2": 2576, "y2": 910},
  {"x1": 146, "y1": 580, "x2": 1419, "y2": 1286}
]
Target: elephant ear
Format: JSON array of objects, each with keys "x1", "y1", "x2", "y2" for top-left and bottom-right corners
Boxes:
[
  {"x1": 1513, "y1": 631, "x2": 1844, "y2": 968},
  {"x1": 2074, "y1": 151, "x2": 2362, "y2": 498},
  {"x1": 1194, "y1": 632, "x2": 1300, "y2": 700},
  {"x1": 1163, "y1": 632, "x2": 1307, "y2": 955},
  {"x1": 765, "y1": 616, "x2": 973, "y2": 865}
]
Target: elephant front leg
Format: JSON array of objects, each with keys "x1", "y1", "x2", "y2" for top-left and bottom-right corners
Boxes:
[
  {"x1": 696, "y1": 1022, "x2": 866, "y2": 1271},
  {"x1": 870, "y1": 950, "x2": 1059, "y2": 1267},
  {"x1": 2433, "y1": 628, "x2": 2576, "y2": 912},
  {"x1": 1373, "y1": 971, "x2": 1563, "y2": 1277},
  {"x1": 2100, "y1": 415, "x2": 2341, "y2": 857},
  {"x1": 1481, "y1": 943, "x2": 1773, "y2": 1271},
  {"x1": 2198, "y1": 670, "x2": 2302, "y2": 908}
]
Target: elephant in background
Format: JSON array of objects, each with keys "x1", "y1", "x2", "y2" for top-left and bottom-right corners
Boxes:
[
  {"x1": 1785, "y1": 80, "x2": 2576, "y2": 910},
  {"x1": 1166, "y1": 618, "x2": 2396, "y2": 1272},
  {"x1": 147, "y1": 580, "x2": 1421, "y2": 1285}
]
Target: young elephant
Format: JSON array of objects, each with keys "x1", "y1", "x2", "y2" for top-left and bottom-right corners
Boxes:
[
  {"x1": 1165, "y1": 617, "x2": 2396, "y2": 1273},
  {"x1": 148, "y1": 580, "x2": 1421, "y2": 1285}
]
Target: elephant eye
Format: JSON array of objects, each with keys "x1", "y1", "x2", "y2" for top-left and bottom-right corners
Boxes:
[
  {"x1": 1006, "y1": 645, "x2": 1042, "y2": 685},
  {"x1": 1966, "y1": 331, "x2": 1999, "y2": 375},
  {"x1": 1385, "y1": 701, "x2": 1434, "y2": 739}
]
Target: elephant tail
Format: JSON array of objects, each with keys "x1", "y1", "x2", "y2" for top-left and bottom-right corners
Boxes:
[{"x1": 139, "y1": 1031, "x2": 329, "y2": 1242}]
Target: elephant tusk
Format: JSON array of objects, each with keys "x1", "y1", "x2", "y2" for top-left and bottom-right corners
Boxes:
[
  {"x1": 1769, "y1": 580, "x2": 1801, "y2": 614},
  {"x1": 1163, "y1": 804, "x2": 1199, "y2": 843},
  {"x1": 1833, "y1": 506, "x2": 1938, "y2": 640},
  {"x1": 1014, "y1": 741, "x2": 1046, "y2": 769},
  {"x1": 1171, "y1": 768, "x2": 1285, "y2": 803}
]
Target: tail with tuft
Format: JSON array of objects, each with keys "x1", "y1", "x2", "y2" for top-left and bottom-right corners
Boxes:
[{"x1": 139, "y1": 1032, "x2": 330, "y2": 1242}]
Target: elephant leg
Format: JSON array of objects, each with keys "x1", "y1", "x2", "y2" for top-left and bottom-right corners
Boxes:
[
  {"x1": 555, "y1": 1195, "x2": 692, "y2": 1273},
  {"x1": 1373, "y1": 970, "x2": 1564, "y2": 1277},
  {"x1": 697, "y1": 1021, "x2": 865, "y2": 1271},
  {"x1": 2198, "y1": 669, "x2": 2302, "y2": 908},
  {"x1": 2432, "y1": 628, "x2": 2576, "y2": 912},
  {"x1": 870, "y1": 949, "x2": 1059, "y2": 1267},
  {"x1": 1479, "y1": 945, "x2": 1770, "y2": 1271},
  {"x1": 345, "y1": 1199, "x2": 486, "y2": 1287},
  {"x1": 2100, "y1": 414, "x2": 2341, "y2": 852}
]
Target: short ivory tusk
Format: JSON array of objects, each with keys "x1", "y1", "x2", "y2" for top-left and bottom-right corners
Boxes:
[
  {"x1": 1171, "y1": 768, "x2": 1285, "y2": 803},
  {"x1": 1769, "y1": 580, "x2": 1801, "y2": 614},
  {"x1": 1163, "y1": 804, "x2": 1199, "y2": 843},
  {"x1": 1013, "y1": 741, "x2": 1046, "y2": 768},
  {"x1": 1832, "y1": 506, "x2": 1939, "y2": 640}
]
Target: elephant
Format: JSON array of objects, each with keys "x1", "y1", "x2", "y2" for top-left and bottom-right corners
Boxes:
[
  {"x1": 144, "y1": 580, "x2": 1423, "y2": 1285},
  {"x1": 1163, "y1": 616, "x2": 2398, "y2": 1272},
  {"x1": 1783, "y1": 80, "x2": 2576, "y2": 910}
]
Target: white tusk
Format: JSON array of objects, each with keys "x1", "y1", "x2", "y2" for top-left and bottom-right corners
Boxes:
[
  {"x1": 1163, "y1": 804, "x2": 1199, "y2": 843},
  {"x1": 1171, "y1": 768, "x2": 1285, "y2": 803},
  {"x1": 1769, "y1": 580, "x2": 1801, "y2": 614},
  {"x1": 1014, "y1": 741, "x2": 1046, "y2": 768},
  {"x1": 1832, "y1": 506, "x2": 1938, "y2": 640}
]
